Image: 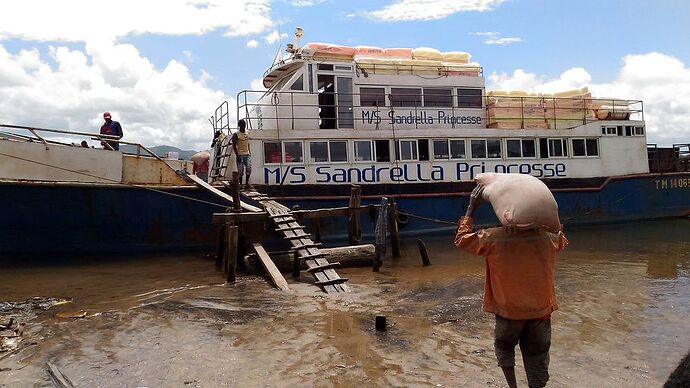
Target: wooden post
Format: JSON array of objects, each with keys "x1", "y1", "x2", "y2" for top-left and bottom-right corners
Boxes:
[
  {"x1": 231, "y1": 171, "x2": 241, "y2": 212},
  {"x1": 292, "y1": 250, "x2": 301, "y2": 278},
  {"x1": 388, "y1": 198, "x2": 401, "y2": 258},
  {"x1": 311, "y1": 218, "x2": 321, "y2": 243},
  {"x1": 215, "y1": 224, "x2": 226, "y2": 267},
  {"x1": 225, "y1": 224, "x2": 238, "y2": 282},
  {"x1": 373, "y1": 246, "x2": 381, "y2": 272},
  {"x1": 348, "y1": 185, "x2": 362, "y2": 245},
  {"x1": 417, "y1": 239, "x2": 431, "y2": 266}
]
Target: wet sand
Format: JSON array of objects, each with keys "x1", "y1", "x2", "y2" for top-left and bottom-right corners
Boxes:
[{"x1": 1, "y1": 219, "x2": 689, "y2": 387}]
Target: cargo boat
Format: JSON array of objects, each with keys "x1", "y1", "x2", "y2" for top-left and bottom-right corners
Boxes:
[{"x1": 1, "y1": 32, "x2": 688, "y2": 254}]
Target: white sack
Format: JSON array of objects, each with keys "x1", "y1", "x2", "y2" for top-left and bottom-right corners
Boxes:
[{"x1": 475, "y1": 172, "x2": 561, "y2": 232}]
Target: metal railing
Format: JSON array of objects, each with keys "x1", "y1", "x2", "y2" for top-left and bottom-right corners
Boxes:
[
  {"x1": 647, "y1": 143, "x2": 690, "y2": 173},
  {"x1": 236, "y1": 90, "x2": 644, "y2": 131},
  {"x1": 0, "y1": 123, "x2": 171, "y2": 166}
]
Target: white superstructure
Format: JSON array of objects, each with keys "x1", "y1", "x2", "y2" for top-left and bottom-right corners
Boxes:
[{"x1": 228, "y1": 33, "x2": 648, "y2": 186}]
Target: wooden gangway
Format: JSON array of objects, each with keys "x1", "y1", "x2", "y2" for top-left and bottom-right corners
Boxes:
[{"x1": 239, "y1": 188, "x2": 350, "y2": 294}]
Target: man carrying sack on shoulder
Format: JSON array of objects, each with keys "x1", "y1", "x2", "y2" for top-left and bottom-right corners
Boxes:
[{"x1": 455, "y1": 180, "x2": 568, "y2": 388}]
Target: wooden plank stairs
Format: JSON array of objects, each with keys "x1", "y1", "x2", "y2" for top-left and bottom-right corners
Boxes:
[{"x1": 239, "y1": 188, "x2": 351, "y2": 294}]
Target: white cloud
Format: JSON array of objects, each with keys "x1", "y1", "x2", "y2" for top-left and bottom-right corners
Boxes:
[
  {"x1": 474, "y1": 31, "x2": 521, "y2": 45},
  {"x1": 264, "y1": 30, "x2": 289, "y2": 45},
  {"x1": 487, "y1": 52, "x2": 690, "y2": 145},
  {"x1": 250, "y1": 78, "x2": 266, "y2": 91},
  {"x1": 292, "y1": 0, "x2": 326, "y2": 6},
  {"x1": 0, "y1": 0, "x2": 273, "y2": 42},
  {"x1": 366, "y1": 0, "x2": 506, "y2": 21},
  {"x1": 0, "y1": 42, "x2": 231, "y2": 151},
  {"x1": 246, "y1": 39, "x2": 259, "y2": 48},
  {"x1": 182, "y1": 50, "x2": 193, "y2": 61}
]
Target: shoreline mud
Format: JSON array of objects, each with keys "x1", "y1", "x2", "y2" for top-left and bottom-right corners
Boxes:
[{"x1": 1, "y1": 219, "x2": 689, "y2": 387}]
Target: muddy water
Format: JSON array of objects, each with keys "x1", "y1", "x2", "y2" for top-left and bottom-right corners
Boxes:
[{"x1": 1, "y1": 219, "x2": 689, "y2": 387}]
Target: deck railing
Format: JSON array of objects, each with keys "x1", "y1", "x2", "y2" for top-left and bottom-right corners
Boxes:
[
  {"x1": 0, "y1": 123, "x2": 169, "y2": 165},
  {"x1": 236, "y1": 90, "x2": 644, "y2": 131}
]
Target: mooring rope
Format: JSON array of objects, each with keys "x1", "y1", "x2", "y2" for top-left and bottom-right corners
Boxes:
[
  {"x1": 0, "y1": 151, "x2": 231, "y2": 209},
  {"x1": 396, "y1": 210, "x2": 457, "y2": 226}
]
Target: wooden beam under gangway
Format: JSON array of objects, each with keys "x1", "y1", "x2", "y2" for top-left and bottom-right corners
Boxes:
[
  {"x1": 185, "y1": 173, "x2": 262, "y2": 212},
  {"x1": 236, "y1": 186, "x2": 350, "y2": 293}
]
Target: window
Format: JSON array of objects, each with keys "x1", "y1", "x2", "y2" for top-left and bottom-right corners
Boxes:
[
  {"x1": 433, "y1": 140, "x2": 449, "y2": 159},
  {"x1": 457, "y1": 88, "x2": 483, "y2": 108},
  {"x1": 506, "y1": 139, "x2": 536, "y2": 158},
  {"x1": 418, "y1": 139, "x2": 430, "y2": 161},
  {"x1": 450, "y1": 140, "x2": 466, "y2": 159},
  {"x1": 523, "y1": 139, "x2": 536, "y2": 158},
  {"x1": 283, "y1": 141, "x2": 303, "y2": 163},
  {"x1": 424, "y1": 88, "x2": 452, "y2": 107},
  {"x1": 375, "y1": 140, "x2": 391, "y2": 162},
  {"x1": 625, "y1": 125, "x2": 634, "y2": 136},
  {"x1": 309, "y1": 141, "x2": 328, "y2": 162},
  {"x1": 433, "y1": 139, "x2": 466, "y2": 159},
  {"x1": 635, "y1": 126, "x2": 645, "y2": 135},
  {"x1": 487, "y1": 139, "x2": 501, "y2": 158},
  {"x1": 602, "y1": 126, "x2": 617, "y2": 136},
  {"x1": 391, "y1": 88, "x2": 422, "y2": 107},
  {"x1": 354, "y1": 140, "x2": 373, "y2": 161},
  {"x1": 335, "y1": 65, "x2": 352, "y2": 72},
  {"x1": 310, "y1": 141, "x2": 347, "y2": 162},
  {"x1": 318, "y1": 64, "x2": 333, "y2": 71},
  {"x1": 264, "y1": 141, "x2": 282, "y2": 164},
  {"x1": 395, "y1": 140, "x2": 418, "y2": 161},
  {"x1": 471, "y1": 140, "x2": 486, "y2": 159},
  {"x1": 330, "y1": 141, "x2": 347, "y2": 162},
  {"x1": 290, "y1": 74, "x2": 304, "y2": 90},
  {"x1": 548, "y1": 138, "x2": 568, "y2": 157},
  {"x1": 471, "y1": 139, "x2": 500, "y2": 159},
  {"x1": 572, "y1": 138, "x2": 599, "y2": 157},
  {"x1": 360, "y1": 87, "x2": 386, "y2": 107}
]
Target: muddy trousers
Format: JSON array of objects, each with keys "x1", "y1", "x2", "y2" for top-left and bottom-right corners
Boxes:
[{"x1": 494, "y1": 315, "x2": 551, "y2": 388}]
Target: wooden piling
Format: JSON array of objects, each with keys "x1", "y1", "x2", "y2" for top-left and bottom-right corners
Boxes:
[
  {"x1": 373, "y1": 246, "x2": 381, "y2": 272},
  {"x1": 348, "y1": 185, "x2": 362, "y2": 245},
  {"x1": 225, "y1": 224, "x2": 238, "y2": 282},
  {"x1": 311, "y1": 218, "x2": 321, "y2": 243},
  {"x1": 292, "y1": 250, "x2": 301, "y2": 278},
  {"x1": 231, "y1": 171, "x2": 241, "y2": 212},
  {"x1": 388, "y1": 198, "x2": 401, "y2": 257},
  {"x1": 215, "y1": 223, "x2": 226, "y2": 267},
  {"x1": 417, "y1": 239, "x2": 431, "y2": 266}
]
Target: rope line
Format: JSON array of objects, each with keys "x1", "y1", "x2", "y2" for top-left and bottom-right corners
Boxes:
[
  {"x1": 0, "y1": 151, "x2": 230, "y2": 209},
  {"x1": 397, "y1": 210, "x2": 457, "y2": 226}
]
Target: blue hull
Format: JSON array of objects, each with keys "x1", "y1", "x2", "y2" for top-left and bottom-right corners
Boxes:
[{"x1": 1, "y1": 173, "x2": 688, "y2": 254}]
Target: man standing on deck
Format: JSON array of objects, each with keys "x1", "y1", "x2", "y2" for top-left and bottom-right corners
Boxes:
[
  {"x1": 232, "y1": 119, "x2": 251, "y2": 189},
  {"x1": 100, "y1": 112, "x2": 123, "y2": 151},
  {"x1": 455, "y1": 185, "x2": 568, "y2": 388}
]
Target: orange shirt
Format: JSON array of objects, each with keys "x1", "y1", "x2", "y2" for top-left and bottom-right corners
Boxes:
[{"x1": 454, "y1": 216, "x2": 568, "y2": 320}]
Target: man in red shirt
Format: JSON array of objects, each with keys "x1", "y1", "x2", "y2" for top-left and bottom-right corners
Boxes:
[
  {"x1": 100, "y1": 112, "x2": 123, "y2": 151},
  {"x1": 455, "y1": 184, "x2": 567, "y2": 388}
]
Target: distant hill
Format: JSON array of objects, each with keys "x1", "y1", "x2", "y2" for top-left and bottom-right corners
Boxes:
[{"x1": 120, "y1": 144, "x2": 198, "y2": 160}]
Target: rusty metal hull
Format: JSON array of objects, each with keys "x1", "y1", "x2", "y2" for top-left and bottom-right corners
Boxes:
[
  {"x1": 0, "y1": 182, "x2": 222, "y2": 255},
  {"x1": 1, "y1": 173, "x2": 688, "y2": 255}
]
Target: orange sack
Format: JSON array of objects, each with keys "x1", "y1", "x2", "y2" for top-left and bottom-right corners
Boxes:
[{"x1": 475, "y1": 172, "x2": 561, "y2": 232}]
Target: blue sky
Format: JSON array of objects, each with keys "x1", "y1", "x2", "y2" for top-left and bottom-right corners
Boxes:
[{"x1": 1, "y1": 0, "x2": 689, "y2": 149}]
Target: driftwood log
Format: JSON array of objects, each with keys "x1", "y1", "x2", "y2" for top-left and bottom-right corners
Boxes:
[{"x1": 243, "y1": 244, "x2": 376, "y2": 275}]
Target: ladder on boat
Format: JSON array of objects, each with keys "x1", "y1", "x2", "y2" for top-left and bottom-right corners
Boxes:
[{"x1": 238, "y1": 187, "x2": 350, "y2": 294}]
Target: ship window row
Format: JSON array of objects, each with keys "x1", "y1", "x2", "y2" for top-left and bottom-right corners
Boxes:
[
  {"x1": 263, "y1": 137, "x2": 599, "y2": 164},
  {"x1": 601, "y1": 125, "x2": 644, "y2": 136},
  {"x1": 360, "y1": 87, "x2": 483, "y2": 108}
]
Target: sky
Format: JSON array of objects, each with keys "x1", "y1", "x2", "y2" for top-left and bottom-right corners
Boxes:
[{"x1": 0, "y1": 0, "x2": 689, "y2": 150}]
